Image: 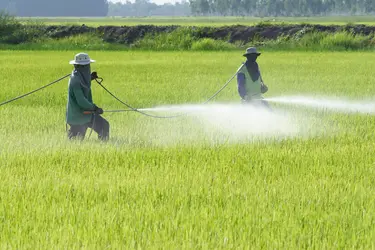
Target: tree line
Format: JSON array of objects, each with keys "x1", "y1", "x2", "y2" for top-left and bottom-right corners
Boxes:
[
  {"x1": 0, "y1": 0, "x2": 108, "y2": 16},
  {"x1": 0, "y1": 0, "x2": 190, "y2": 17},
  {"x1": 188, "y1": 0, "x2": 375, "y2": 16},
  {"x1": 109, "y1": 0, "x2": 191, "y2": 16}
]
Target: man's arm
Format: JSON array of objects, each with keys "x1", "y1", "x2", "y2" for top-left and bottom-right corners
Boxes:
[
  {"x1": 237, "y1": 73, "x2": 247, "y2": 99},
  {"x1": 72, "y1": 83, "x2": 95, "y2": 110},
  {"x1": 259, "y1": 73, "x2": 268, "y2": 94}
]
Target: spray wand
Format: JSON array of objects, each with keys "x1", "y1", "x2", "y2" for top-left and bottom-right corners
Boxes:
[{"x1": 83, "y1": 109, "x2": 134, "y2": 114}]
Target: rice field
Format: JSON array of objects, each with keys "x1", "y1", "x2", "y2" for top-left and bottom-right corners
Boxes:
[{"x1": 1, "y1": 50, "x2": 375, "y2": 248}]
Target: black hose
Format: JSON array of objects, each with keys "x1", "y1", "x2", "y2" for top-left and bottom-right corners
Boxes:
[
  {"x1": 0, "y1": 74, "x2": 71, "y2": 107},
  {"x1": 0, "y1": 64, "x2": 242, "y2": 119},
  {"x1": 95, "y1": 78, "x2": 186, "y2": 119},
  {"x1": 104, "y1": 110, "x2": 133, "y2": 113},
  {"x1": 202, "y1": 66, "x2": 242, "y2": 104}
]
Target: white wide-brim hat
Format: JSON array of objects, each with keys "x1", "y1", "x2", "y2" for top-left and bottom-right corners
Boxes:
[{"x1": 69, "y1": 52, "x2": 96, "y2": 65}]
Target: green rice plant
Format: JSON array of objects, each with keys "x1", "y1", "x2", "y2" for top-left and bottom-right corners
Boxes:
[
  {"x1": 1, "y1": 51, "x2": 375, "y2": 248},
  {"x1": 2, "y1": 51, "x2": 375, "y2": 248}
]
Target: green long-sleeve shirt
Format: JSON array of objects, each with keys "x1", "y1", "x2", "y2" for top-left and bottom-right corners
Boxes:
[{"x1": 66, "y1": 70, "x2": 95, "y2": 125}]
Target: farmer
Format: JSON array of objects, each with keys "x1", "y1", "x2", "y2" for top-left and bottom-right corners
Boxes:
[
  {"x1": 66, "y1": 52, "x2": 109, "y2": 141},
  {"x1": 237, "y1": 47, "x2": 271, "y2": 109}
]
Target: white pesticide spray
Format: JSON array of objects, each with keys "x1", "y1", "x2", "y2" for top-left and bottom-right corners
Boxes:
[
  {"x1": 115, "y1": 94, "x2": 375, "y2": 147},
  {"x1": 126, "y1": 103, "x2": 322, "y2": 146},
  {"x1": 266, "y1": 96, "x2": 375, "y2": 115}
]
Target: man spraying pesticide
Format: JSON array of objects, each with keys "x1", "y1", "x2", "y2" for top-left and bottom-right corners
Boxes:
[
  {"x1": 237, "y1": 47, "x2": 271, "y2": 110},
  {"x1": 66, "y1": 53, "x2": 110, "y2": 141}
]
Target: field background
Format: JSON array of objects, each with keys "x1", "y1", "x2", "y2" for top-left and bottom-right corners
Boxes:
[
  {"x1": 1, "y1": 50, "x2": 375, "y2": 248},
  {"x1": 19, "y1": 15, "x2": 375, "y2": 26},
  {"x1": 5, "y1": 15, "x2": 375, "y2": 52}
]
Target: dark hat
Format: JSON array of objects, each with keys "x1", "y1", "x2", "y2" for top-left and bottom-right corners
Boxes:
[{"x1": 243, "y1": 47, "x2": 261, "y2": 57}]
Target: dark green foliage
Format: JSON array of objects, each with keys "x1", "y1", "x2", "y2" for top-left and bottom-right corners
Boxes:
[
  {"x1": 0, "y1": 10, "x2": 18, "y2": 37},
  {"x1": 0, "y1": 12, "x2": 44, "y2": 44}
]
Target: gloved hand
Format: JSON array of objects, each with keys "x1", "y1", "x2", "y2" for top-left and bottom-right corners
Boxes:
[
  {"x1": 241, "y1": 95, "x2": 249, "y2": 104},
  {"x1": 261, "y1": 83, "x2": 268, "y2": 94},
  {"x1": 91, "y1": 71, "x2": 99, "y2": 81},
  {"x1": 94, "y1": 105, "x2": 104, "y2": 115}
]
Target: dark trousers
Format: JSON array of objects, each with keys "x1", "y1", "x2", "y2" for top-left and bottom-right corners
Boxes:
[
  {"x1": 68, "y1": 115, "x2": 110, "y2": 141},
  {"x1": 242, "y1": 99, "x2": 273, "y2": 111},
  {"x1": 259, "y1": 100, "x2": 272, "y2": 110}
]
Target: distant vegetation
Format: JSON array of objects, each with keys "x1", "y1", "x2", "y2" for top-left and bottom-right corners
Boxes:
[
  {"x1": 2, "y1": 12, "x2": 375, "y2": 51},
  {"x1": 109, "y1": 0, "x2": 191, "y2": 17},
  {"x1": 21, "y1": 16, "x2": 375, "y2": 28},
  {"x1": 0, "y1": 0, "x2": 108, "y2": 16},
  {"x1": 188, "y1": 0, "x2": 375, "y2": 16},
  {"x1": 1, "y1": 0, "x2": 375, "y2": 17}
]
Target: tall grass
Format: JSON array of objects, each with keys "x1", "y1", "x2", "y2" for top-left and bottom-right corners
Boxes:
[
  {"x1": 191, "y1": 38, "x2": 236, "y2": 51},
  {"x1": 132, "y1": 27, "x2": 196, "y2": 50},
  {"x1": 319, "y1": 31, "x2": 371, "y2": 50},
  {"x1": 2, "y1": 31, "x2": 374, "y2": 51},
  {"x1": 257, "y1": 31, "x2": 375, "y2": 51},
  {"x1": 35, "y1": 34, "x2": 127, "y2": 51}
]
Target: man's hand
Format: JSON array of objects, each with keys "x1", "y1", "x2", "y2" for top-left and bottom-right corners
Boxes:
[
  {"x1": 242, "y1": 95, "x2": 251, "y2": 103},
  {"x1": 91, "y1": 72, "x2": 99, "y2": 81},
  {"x1": 261, "y1": 83, "x2": 268, "y2": 94},
  {"x1": 94, "y1": 105, "x2": 104, "y2": 115}
]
